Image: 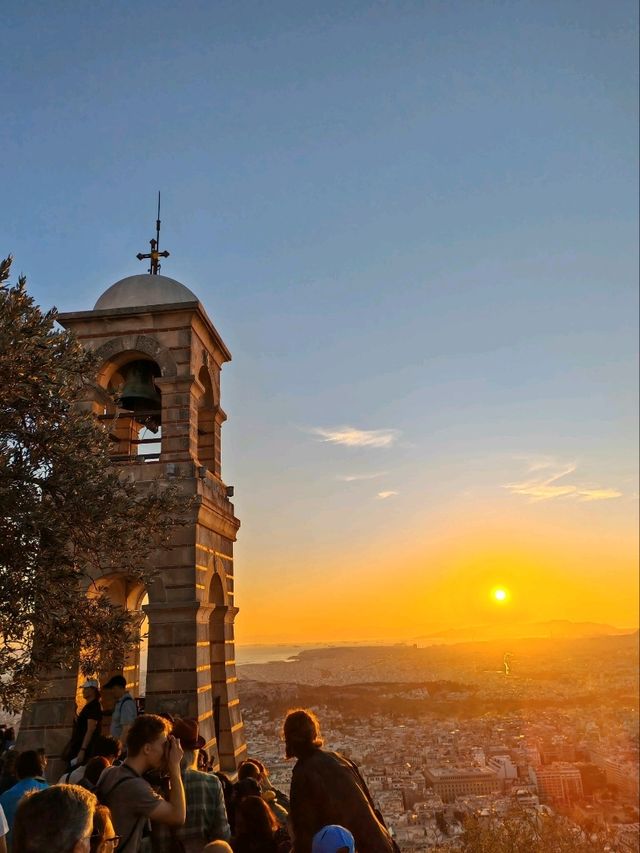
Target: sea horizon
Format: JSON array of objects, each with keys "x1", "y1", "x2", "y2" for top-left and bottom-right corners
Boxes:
[{"x1": 235, "y1": 641, "x2": 398, "y2": 665}]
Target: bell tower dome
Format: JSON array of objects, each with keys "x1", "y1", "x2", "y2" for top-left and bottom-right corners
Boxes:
[{"x1": 17, "y1": 267, "x2": 247, "y2": 774}]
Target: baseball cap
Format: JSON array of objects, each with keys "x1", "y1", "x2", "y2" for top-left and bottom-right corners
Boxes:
[
  {"x1": 311, "y1": 825, "x2": 355, "y2": 853},
  {"x1": 81, "y1": 678, "x2": 100, "y2": 690}
]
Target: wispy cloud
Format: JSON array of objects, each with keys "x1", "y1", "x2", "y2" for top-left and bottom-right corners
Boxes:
[
  {"x1": 577, "y1": 488, "x2": 624, "y2": 502},
  {"x1": 377, "y1": 490, "x2": 399, "y2": 499},
  {"x1": 516, "y1": 454, "x2": 559, "y2": 473},
  {"x1": 337, "y1": 471, "x2": 388, "y2": 482},
  {"x1": 504, "y1": 460, "x2": 622, "y2": 503},
  {"x1": 312, "y1": 426, "x2": 400, "y2": 448}
]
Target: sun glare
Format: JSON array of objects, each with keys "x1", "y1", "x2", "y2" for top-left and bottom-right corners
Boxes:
[{"x1": 492, "y1": 587, "x2": 509, "y2": 603}]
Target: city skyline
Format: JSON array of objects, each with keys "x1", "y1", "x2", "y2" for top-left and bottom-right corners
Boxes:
[{"x1": 2, "y1": 1, "x2": 637, "y2": 642}]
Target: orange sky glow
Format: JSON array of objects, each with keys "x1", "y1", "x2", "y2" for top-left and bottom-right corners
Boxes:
[{"x1": 235, "y1": 492, "x2": 639, "y2": 644}]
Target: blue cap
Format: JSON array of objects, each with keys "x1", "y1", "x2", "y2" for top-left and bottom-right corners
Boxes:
[{"x1": 312, "y1": 825, "x2": 356, "y2": 853}]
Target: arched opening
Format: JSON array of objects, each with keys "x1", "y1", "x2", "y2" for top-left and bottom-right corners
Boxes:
[
  {"x1": 208, "y1": 574, "x2": 226, "y2": 748},
  {"x1": 138, "y1": 593, "x2": 149, "y2": 701},
  {"x1": 74, "y1": 577, "x2": 148, "y2": 732},
  {"x1": 197, "y1": 366, "x2": 215, "y2": 472},
  {"x1": 101, "y1": 354, "x2": 163, "y2": 462}
]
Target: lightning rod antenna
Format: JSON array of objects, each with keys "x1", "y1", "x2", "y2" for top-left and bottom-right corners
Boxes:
[{"x1": 156, "y1": 191, "x2": 161, "y2": 247}]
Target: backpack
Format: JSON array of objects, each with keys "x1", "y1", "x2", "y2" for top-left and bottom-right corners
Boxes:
[
  {"x1": 95, "y1": 766, "x2": 143, "y2": 852},
  {"x1": 95, "y1": 763, "x2": 139, "y2": 802},
  {"x1": 113, "y1": 694, "x2": 139, "y2": 725}
]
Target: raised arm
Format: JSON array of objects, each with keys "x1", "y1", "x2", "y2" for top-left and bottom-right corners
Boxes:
[{"x1": 148, "y1": 736, "x2": 186, "y2": 828}]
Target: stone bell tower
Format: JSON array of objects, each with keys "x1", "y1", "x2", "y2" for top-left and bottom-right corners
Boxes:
[{"x1": 17, "y1": 259, "x2": 247, "y2": 774}]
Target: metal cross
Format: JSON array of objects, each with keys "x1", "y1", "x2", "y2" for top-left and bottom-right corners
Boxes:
[{"x1": 137, "y1": 192, "x2": 170, "y2": 275}]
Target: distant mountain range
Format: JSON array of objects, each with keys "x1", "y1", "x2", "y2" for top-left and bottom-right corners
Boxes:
[{"x1": 414, "y1": 620, "x2": 638, "y2": 645}]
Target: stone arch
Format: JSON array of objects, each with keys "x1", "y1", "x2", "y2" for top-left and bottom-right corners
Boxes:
[
  {"x1": 93, "y1": 334, "x2": 178, "y2": 386},
  {"x1": 92, "y1": 341, "x2": 170, "y2": 461},
  {"x1": 74, "y1": 574, "x2": 148, "y2": 717},
  {"x1": 196, "y1": 366, "x2": 216, "y2": 472},
  {"x1": 209, "y1": 571, "x2": 227, "y2": 608},
  {"x1": 102, "y1": 354, "x2": 161, "y2": 399},
  {"x1": 199, "y1": 359, "x2": 220, "y2": 408}
]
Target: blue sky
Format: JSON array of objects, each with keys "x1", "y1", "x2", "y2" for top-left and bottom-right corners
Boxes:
[{"x1": 2, "y1": 1, "x2": 638, "y2": 640}]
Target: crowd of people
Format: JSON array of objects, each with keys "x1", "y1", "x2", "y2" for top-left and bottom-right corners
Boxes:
[{"x1": 0, "y1": 691, "x2": 397, "y2": 853}]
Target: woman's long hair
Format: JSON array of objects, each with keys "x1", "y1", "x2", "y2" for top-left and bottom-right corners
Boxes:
[{"x1": 236, "y1": 795, "x2": 278, "y2": 841}]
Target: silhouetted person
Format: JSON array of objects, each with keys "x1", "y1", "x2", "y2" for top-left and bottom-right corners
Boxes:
[
  {"x1": 67, "y1": 679, "x2": 103, "y2": 766},
  {"x1": 238, "y1": 760, "x2": 288, "y2": 826},
  {"x1": 232, "y1": 795, "x2": 290, "y2": 853},
  {"x1": 103, "y1": 674, "x2": 137, "y2": 744},
  {"x1": 0, "y1": 751, "x2": 19, "y2": 795},
  {"x1": 284, "y1": 709, "x2": 395, "y2": 853},
  {"x1": 228, "y1": 777, "x2": 261, "y2": 834},
  {"x1": 58, "y1": 735, "x2": 121, "y2": 784}
]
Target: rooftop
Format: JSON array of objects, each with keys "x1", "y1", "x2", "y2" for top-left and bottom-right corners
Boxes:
[{"x1": 94, "y1": 273, "x2": 198, "y2": 310}]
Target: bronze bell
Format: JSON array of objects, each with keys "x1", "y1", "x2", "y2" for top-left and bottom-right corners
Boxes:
[{"x1": 118, "y1": 360, "x2": 161, "y2": 425}]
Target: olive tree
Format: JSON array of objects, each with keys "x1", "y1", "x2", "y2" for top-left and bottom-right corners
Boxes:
[{"x1": 0, "y1": 256, "x2": 184, "y2": 713}]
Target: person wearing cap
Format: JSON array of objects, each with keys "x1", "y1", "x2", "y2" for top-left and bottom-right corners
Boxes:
[
  {"x1": 283, "y1": 709, "x2": 395, "y2": 853},
  {"x1": 312, "y1": 826, "x2": 355, "y2": 853},
  {"x1": 67, "y1": 679, "x2": 103, "y2": 767},
  {"x1": 104, "y1": 674, "x2": 137, "y2": 743},
  {"x1": 152, "y1": 717, "x2": 231, "y2": 853}
]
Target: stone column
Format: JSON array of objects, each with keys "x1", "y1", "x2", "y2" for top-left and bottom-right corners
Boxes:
[
  {"x1": 213, "y1": 409, "x2": 226, "y2": 478},
  {"x1": 17, "y1": 665, "x2": 79, "y2": 781},
  {"x1": 143, "y1": 600, "x2": 220, "y2": 768},
  {"x1": 156, "y1": 376, "x2": 198, "y2": 463},
  {"x1": 210, "y1": 605, "x2": 247, "y2": 771}
]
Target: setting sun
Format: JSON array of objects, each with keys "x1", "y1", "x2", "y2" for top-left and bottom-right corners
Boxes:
[{"x1": 492, "y1": 587, "x2": 509, "y2": 603}]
